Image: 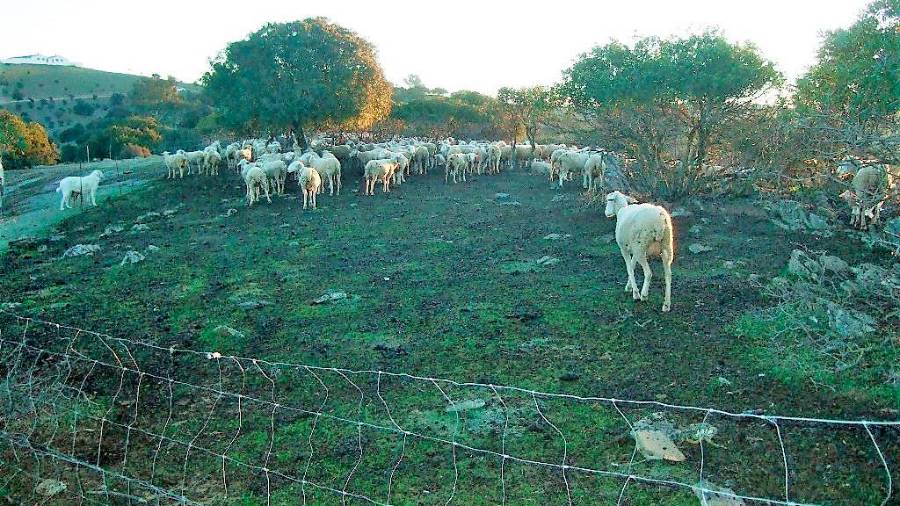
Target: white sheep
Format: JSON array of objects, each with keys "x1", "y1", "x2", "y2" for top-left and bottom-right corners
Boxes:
[
  {"x1": 556, "y1": 152, "x2": 590, "y2": 188},
  {"x1": 163, "y1": 151, "x2": 189, "y2": 179},
  {"x1": 413, "y1": 146, "x2": 430, "y2": 174},
  {"x1": 184, "y1": 150, "x2": 206, "y2": 175},
  {"x1": 57, "y1": 170, "x2": 103, "y2": 210},
  {"x1": 445, "y1": 153, "x2": 467, "y2": 184},
  {"x1": 297, "y1": 165, "x2": 322, "y2": 209},
  {"x1": 486, "y1": 145, "x2": 502, "y2": 174},
  {"x1": 605, "y1": 191, "x2": 674, "y2": 312},
  {"x1": 364, "y1": 159, "x2": 398, "y2": 195},
  {"x1": 392, "y1": 153, "x2": 409, "y2": 185},
  {"x1": 839, "y1": 164, "x2": 894, "y2": 230},
  {"x1": 203, "y1": 150, "x2": 222, "y2": 176},
  {"x1": 257, "y1": 160, "x2": 287, "y2": 195},
  {"x1": 582, "y1": 153, "x2": 606, "y2": 192},
  {"x1": 242, "y1": 164, "x2": 271, "y2": 206}
]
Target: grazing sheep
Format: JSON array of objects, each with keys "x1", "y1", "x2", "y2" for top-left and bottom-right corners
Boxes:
[
  {"x1": 556, "y1": 152, "x2": 590, "y2": 188},
  {"x1": 530, "y1": 160, "x2": 553, "y2": 176},
  {"x1": 163, "y1": 151, "x2": 189, "y2": 179},
  {"x1": 57, "y1": 170, "x2": 103, "y2": 210},
  {"x1": 839, "y1": 164, "x2": 894, "y2": 229},
  {"x1": 242, "y1": 164, "x2": 271, "y2": 206},
  {"x1": 605, "y1": 191, "x2": 674, "y2": 312},
  {"x1": 445, "y1": 153, "x2": 468, "y2": 184},
  {"x1": 258, "y1": 160, "x2": 287, "y2": 195},
  {"x1": 364, "y1": 159, "x2": 398, "y2": 195}
]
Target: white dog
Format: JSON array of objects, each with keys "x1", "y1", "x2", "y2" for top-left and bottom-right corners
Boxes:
[{"x1": 57, "y1": 170, "x2": 103, "y2": 210}]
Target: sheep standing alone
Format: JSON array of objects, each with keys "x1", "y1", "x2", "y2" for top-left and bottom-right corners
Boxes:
[
  {"x1": 445, "y1": 153, "x2": 467, "y2": 184},
  {"x1": 605, "y1": 191, "x2": 674, "y2": 312},
  {"x1": 298, "y1": 165, "x2": 322, "y2": 209},
  {"x1": 57, "y1": 170, "x2": 103, "y2": 210}
]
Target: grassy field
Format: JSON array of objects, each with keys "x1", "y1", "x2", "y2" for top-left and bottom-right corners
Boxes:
[{"x1": 0, "y1": 161, "x2": 896, "y2": 504}]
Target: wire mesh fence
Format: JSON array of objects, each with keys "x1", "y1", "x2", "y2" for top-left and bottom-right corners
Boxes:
[{"x1": 0, "y1": 310, "x2": 896, "y2": 505}]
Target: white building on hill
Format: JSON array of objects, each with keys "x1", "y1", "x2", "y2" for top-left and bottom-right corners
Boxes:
[{"x1": 1, "y1": 54, "x2": 80, "y2": 66}]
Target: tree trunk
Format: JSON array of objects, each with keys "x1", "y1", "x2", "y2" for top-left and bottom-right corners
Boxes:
[{"x1": 293, "y1": 123, "x2": 308, "y2": 151}]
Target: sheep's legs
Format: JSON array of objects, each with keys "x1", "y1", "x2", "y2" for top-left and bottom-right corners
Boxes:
[
  {"x1": 636, "y1": 252, "x2": 652, "y2": 300},
  {"x1": 621, "y1": 248, "x2": 639, "y2": 299},
  {"x1": 661, "y1": 249, "x2": 673, "y2": 312}
]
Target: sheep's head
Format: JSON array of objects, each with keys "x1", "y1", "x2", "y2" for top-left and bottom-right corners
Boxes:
[
  {"x1": 605, "y1": 191, "x2": 636, "y2": 218},
  {"x1": 838, "y1": 189, "x2": 857, "y2": 205}
]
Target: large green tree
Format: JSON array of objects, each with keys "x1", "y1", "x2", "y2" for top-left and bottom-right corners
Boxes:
[
  {"x1": 793, "y1": 0, "x2": 899, "y2": 163},
  {"x1": 0, "y1": 110, "x2": 58, "y2": 169},
  {"x1": 560, "y1": 32, "x2": 780, "y2": 198},
  {"x1": 202, "y1": 17, "x2": 393, "y2": 147}
]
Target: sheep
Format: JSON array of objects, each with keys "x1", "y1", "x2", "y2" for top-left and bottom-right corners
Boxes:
[
  {"x1": 289, "y1": 163, "x2": 322, "y2": 209},
  {"x1": 392, "y1": 153, "x2": 409, "y2": 185},
  {"x1": 242, "y1": 164, "x2": 271, "y2": 206},
  {"x1": 184, "y1": 150, "x2": 206, "y2": 175},
  {"x1": 364, "y1": 159, "x2": 398, "y2": 195},
  {"x1": 163, "y1": 151, "x2": 189, "y2": 179},
  {"x1": 486, "y1": 144, "x2": 502, "y2": 174},
  {"x1": 445, "y1": 153, "x2": 468, "y2": 184},
  {"x1": 300, "y1": 152, "x2": 342, "y2": 196},
  {"x1": 605, "y1": 191, "x2": 674, "y2": 312},
  {"x1": 839, "y1": 164, "x2": 894, "y2": 230},
  {"x1": 233, "y1": 147, "x2": 252, "y2": 172},
  {"x1": 413, "y1": 145, "x2": 430, "y2": 174},
  {"x1": 582, "y1": 153, "x2": 606, "y2": 192},
  {"x1": 57, "y1": 170, "x2": 103, "y2": 210},
  {"x1": 530, "y1": 160, "x2": 553, "y2": 176},
  {"x1": 258, "y1": 160, "x2": 287, "y2": 195},
  {"x1": 556, "y1": 152, "x2": 590, "y2": 188},
  {"x1": 203, "y1": 150, "x2": 222, "y2": 176}
]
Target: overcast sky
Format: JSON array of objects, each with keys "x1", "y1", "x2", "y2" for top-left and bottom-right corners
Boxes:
[{"x1": 2, "y1": 0, "x2": 870, "y2": 94}]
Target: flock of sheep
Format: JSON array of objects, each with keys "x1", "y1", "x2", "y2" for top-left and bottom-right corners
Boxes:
[{"x1": 36, "y1": 135, "x2": 897, "y2": 313}]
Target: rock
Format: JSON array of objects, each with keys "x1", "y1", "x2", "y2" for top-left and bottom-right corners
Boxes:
[
  {"x1": 723, "y1": 261, "x2": 737, "y2": 270},
  {"x1": 495, "y1": 192, "x2": 511, "y2": 199},
  {"x1": 715, "y1": 376, "x2": 732, "y2": 387},
  {"x1": 35, "y1": 479, "x2": 66, "y2": 497},
  {"x1": 826, "y1": 302, "x2": 875, "y2": 338},
  {"x1": 787, "y1": 249, "x2": 822, "y2": 281},
  {"x1": 101, "y1": 225, "x2": 124, "y2": 237},
  {"x1": 131, "y1": 223, "x2": 150, "y2": 233},
  {"x1": 819, "y1": 255, "x2": 849, "y2": 276},
  {"x1": 632, "y1": 430, "x2": 686, "y2": 462},
  {"x1": 49, "y1": 302, "x2": 69, "y2": 310},
  {"x1": 535, "y1": 255, "x2": 560, "y2": 266},
  {"x1": 1, "y1": 302, "x2": 22, "y2": 310},
  {"x1": 312, "y1": 291, "x2": 348, "y2": 305},
  {"x1": 162, "y1": 209, "x2": 178, "y2": 217},
  {"x1": 145, "y1": 245, "x2": 160, "y2": 253},
  {"x1": 224, "y1": 208, "x2": 238, "y2": 217},
  {"x1": 678, "y1": 422, "x2": 719, "y2": 445},
  {"x1": 445, "y1": 399, "x2": 486, "y2": 412},
  {"x1": 747, "y1": 273, "x2": 761, "y2": 283},
  {"x1": 49, "y1": 233, "x2": 66, "y2": 242},
  {"x1": 237, "y1": 300, "x2": 271, "y2": 310},
  {"x1": 551, "y1": 194, "x2": 569, "y2": 202},
  {"x1": 135, "y1": 211, "x2": 161, "y2": 223},
  {"x1": 767, "y1": 200, "x2": 833, "y2": 237},
  {"x1": 120, "y1": 250, "x2": 145, "y2": 266},
  {"x1": 498, "y1": 201, "x2": 521, "y2": 206},
  {"x1": 212, "y1": 325, "x2": 245, "y2": 340},
  {"x1": 670, "y1": 207, "x2": 692, "y2": 217},
  {"x1": 688, "y1": 243, "x2": 713, "y2": 254},
  {"x1": 288, "y1": 241, "x2": 300, "y2": 247},
  {"x1": 62, "y1": 244, "x2": 100, "y2": 258},
  {"x1": 543, "y1": 233, "x2": 572, "y2": 241},
  {"x1": 689, "y1": 225, "x2": 702, "y2": 236}
]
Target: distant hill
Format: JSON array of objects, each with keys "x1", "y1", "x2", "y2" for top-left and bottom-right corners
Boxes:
[
  {"x1": 0, "y1": 64, "x2": 200, "y2": 103},
  {"x1": 0, "y1": 64, "x2": 202, "y2": 141}
]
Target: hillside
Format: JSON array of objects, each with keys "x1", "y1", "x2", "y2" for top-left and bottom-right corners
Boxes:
[
  {"x1": 0, "y1": 64, "x2": 204, "y2": 146},
  {"x1": 0, "y1": 64, "x2": 199, "y2": 103}
]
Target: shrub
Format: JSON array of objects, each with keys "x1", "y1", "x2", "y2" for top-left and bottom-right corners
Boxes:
[
  {"x1": 121, "y1": 143, "x2": 150, "y2": 158},
  {"x1": 72, "y1": 100, "x2": 95, "y2": 116}
]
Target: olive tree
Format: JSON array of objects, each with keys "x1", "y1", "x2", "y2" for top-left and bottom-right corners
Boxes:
[
  {"x1": 202, "y1": 17, "x2": 393, "y2": 148},
  {"x1": 560, "y1": 32, "x2": 780, "y2": 198}
]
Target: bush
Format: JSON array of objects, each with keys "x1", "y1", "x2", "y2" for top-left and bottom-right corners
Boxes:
[
  {"x1": 59, "y1": 143, "x2": 81, "y2": 163},
  {"x1": 121, "y1": 143, "x2": 150, "y2": 158},
  {"x1": 72, "y1": 100, "x2": 95, "y2": 116}
]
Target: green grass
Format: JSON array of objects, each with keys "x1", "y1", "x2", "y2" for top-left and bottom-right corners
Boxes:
[{"x1": 0, "y1": 164, "x2": 896, "y2": 505}]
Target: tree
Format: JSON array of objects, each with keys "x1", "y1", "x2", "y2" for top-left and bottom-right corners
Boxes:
[
  {"x1": 497, "y1": 86, "x2": 557, "y2": 149},
  {"x1": 560, "y1": 32, "x2": 780, "y2": 198},
  {"x1": 0, "y1": 110, "x2": 59, "y2": 168},
  {"x1": 793, "y1": 0, "x2": 899, "y2": 163},
  {"x1": 129, "y1": 75, "x2": 182, "y2": 110},
  {"x1": 202, "y1": 17, "x2": 392, "y2": 148},
  {"x1": 390, "y1": 91, "x2": 503, "y2": 139}
]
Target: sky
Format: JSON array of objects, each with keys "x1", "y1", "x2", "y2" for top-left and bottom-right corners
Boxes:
[{"x1": 2, "y1": 0, "x2": 871, "y2": 94}]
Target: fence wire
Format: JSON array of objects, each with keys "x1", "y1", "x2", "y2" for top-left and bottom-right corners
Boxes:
[{"x1": 0, "y1": 309, "x2": 896, "y2": 505}]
